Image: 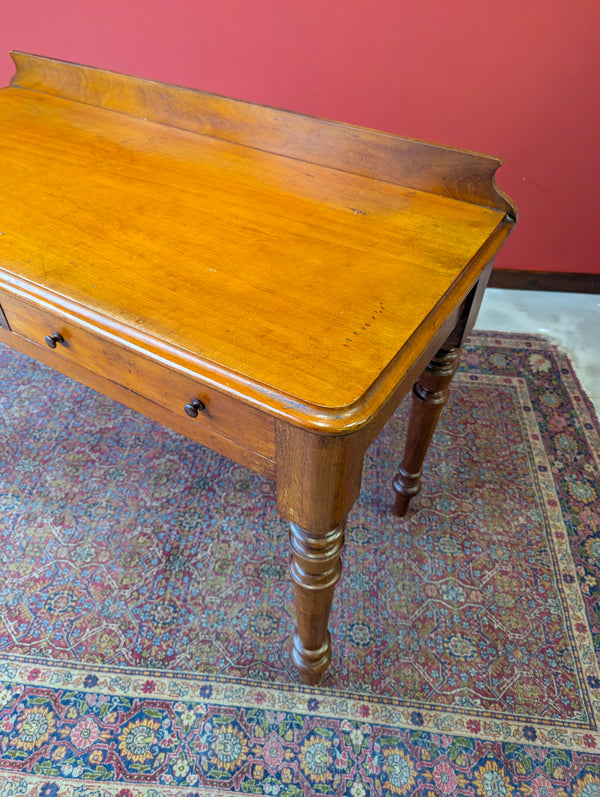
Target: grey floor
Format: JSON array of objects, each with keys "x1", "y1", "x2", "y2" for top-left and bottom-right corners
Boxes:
[{"x1": 476, "y1": 288, "x2": 600, "y2": 414}]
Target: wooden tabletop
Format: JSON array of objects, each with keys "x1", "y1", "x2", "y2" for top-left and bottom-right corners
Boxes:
[{"x1": 0, "y1": 54, "x2": 512, "y2": 431}]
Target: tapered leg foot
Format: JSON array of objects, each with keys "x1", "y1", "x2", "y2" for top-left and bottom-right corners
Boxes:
[
  {"x1": 393, "y1": 345, "x2": 459, "y2": 516},
  {"x1": 291, "y1": 633, "x2": 331, "y2": 685},
  {"x1": 393, "y1": 466, "x2": 421, "y2": 517},
  {"x1": 289, "y1": 521, "x2": 344, "y2": 684}
]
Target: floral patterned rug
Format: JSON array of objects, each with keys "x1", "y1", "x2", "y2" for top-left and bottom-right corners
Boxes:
[{"x1": 0, "y1": 331, "x2": 599, "y2": 796}]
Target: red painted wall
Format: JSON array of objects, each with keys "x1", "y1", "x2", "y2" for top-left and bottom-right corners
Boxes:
[{"x1": 1, "y1": 0, "x2": 599, "y2": 274}]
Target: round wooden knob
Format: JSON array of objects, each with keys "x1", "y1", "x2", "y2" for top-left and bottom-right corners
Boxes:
[
  {"x1": 44, "y1": 332, "x2": 64, "y2": 349},
  {"x1": 184, "y1": 398, "x2": 206, "y2": 418}
]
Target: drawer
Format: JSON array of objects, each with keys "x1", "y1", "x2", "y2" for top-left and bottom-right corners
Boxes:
[{"x1": 0, "y1": 292, "x2": 275, "y2": 459}]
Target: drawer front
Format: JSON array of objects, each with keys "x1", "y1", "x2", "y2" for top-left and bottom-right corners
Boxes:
[{"x1": 0, "y1": 292, "x2": 275, "y2": 459}]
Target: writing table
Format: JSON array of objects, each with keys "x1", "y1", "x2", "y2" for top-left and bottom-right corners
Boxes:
[{"x1": 0, "y1": 53, "x2": 516, "y2": 683}]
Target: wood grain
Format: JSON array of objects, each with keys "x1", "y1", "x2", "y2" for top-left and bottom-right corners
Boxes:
[
  {"x1": 10, "y1": 52, "x2": 516, "y2": 217},
  {"x1": 0, "y1": 77, "x2": 511, "y2": 430},
  {"x1": 0, "y1": 291, "x2": 275, "y2": 458},
  {"x1": 0, "y1": 325, "x2": 275, "y2": 478}
]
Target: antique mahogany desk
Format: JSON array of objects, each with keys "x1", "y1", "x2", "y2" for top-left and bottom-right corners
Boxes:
[{"x1": 0, "y1": 53, "x2": 516, "y2": 684}]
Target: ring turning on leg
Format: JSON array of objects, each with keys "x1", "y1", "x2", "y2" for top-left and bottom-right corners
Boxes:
[
  {"x1": 393, "y1": 345, "x2": 459, "y2": 516},
  {"x1": 289, "y1": 520, "x2": 345, "y2": 684}
]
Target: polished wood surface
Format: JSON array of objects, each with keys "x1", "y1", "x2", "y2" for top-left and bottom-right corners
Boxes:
[
  {"x1": 0, "y1": 53, "x2": 516, "y2": 683},
  {"x1": 1, "y1": 52, "x2": 514, "y2": 429},
  {"x1": 0, "y1": 290, "x2": 276, "y2": 460},
  {"x1": 9, "y1": 52, "x2": 515, "y2": 217}
]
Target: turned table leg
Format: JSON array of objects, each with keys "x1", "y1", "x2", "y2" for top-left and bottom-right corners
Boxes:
[
  {"x1": 393, "y1": 344, "x2": 459, "y2": 516},
  {"x1": 392, "y1": 266, "x2": 494, "y2": 517},
  {"x1": 289, "y1": 520, "x2": 345, "y2": 683},
  {"x1": 275, "y1": 422, "x2": 365, "y2": 684}
]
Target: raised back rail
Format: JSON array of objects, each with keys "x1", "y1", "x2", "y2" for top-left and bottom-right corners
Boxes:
[{"x1": 10, "y1": 51, "x2": 516, "y2": 218}]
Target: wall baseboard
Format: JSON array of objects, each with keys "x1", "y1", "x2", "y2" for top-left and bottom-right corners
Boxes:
[{"x1": 489, "y1": 270, "x2": 600, "y2": 293}]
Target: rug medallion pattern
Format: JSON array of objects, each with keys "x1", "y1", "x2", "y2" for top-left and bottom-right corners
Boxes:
[{"x1": 0, "y1": 332, "x2": 599, "y2": 795}]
